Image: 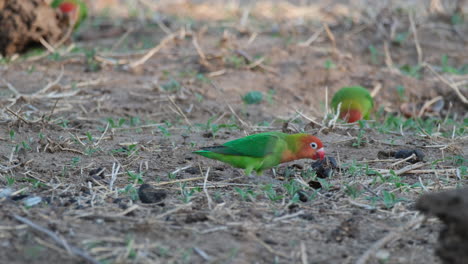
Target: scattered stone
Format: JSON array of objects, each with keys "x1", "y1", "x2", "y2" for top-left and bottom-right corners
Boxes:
[
  {"x1": 394, "y1": 149, "x2": 425, "y2": 163},
  {"x1": 311, "y1": 156, "x2": 338, "y2": 178},
  {"x1": 23, "y1": 196, "x2": 42, "y2": 207},
  {"x1": 138, "y1": 184, "x2": 167, "y2": 204},
  {"x1": 297, "y1": 190, "x2": 309, "y2": 202},
  {"x1": 416, "y1": 187, "x2": 468, "y2": 264},
  {"x1": 89, "y1": 167, "x2": 105, "y2": 179},
  {"x1": 378, "y1": 149, "x2": 425, "y2": 163}
]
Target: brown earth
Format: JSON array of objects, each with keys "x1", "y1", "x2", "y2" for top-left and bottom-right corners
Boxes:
[{"x1": 0, "y1": 1, "x2": 467, "y2": 263}]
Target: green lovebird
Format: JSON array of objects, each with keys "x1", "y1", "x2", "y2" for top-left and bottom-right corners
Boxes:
[
  {"x1": 331, "y1": 86, "x2": 374, "y2": 123},
  {"x1": 193, "y1": 132, "x2": 325, "y2": 175},
  {"x1": 51, "y1": 0, "x2": 88, "y2": 29}
]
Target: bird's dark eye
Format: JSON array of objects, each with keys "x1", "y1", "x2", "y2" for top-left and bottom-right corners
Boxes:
[{"x1": 310, "y1": 142, "x2": 318, "y2": 149}]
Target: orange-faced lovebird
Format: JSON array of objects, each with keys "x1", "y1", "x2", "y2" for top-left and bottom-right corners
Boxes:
[
  {"x1": 193, "y1": 132, "x2": 325, "y2": 175},
  {"x1": 331, "y1": 86, "x2": 374, "y2": 123},
  {"x1": 51, "y1": 0, "x2": 87, "y2": 28}
]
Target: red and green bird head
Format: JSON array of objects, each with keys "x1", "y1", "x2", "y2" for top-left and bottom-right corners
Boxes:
[
  {"x1": 51, "y1": 0, "x2": 88, "y2": 29},
  {"x1": 331, "y1": 86, "x2": 374, "y2": 123}
]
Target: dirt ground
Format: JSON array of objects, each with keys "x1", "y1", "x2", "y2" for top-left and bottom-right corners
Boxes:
[{"x1": 0, "y1": 1, "x2": 467, "y2": 263}]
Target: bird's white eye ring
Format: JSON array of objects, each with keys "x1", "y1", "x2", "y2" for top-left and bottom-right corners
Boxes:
[{"x1": 310, "y1": 142, "x2": 318, "y2": 149}]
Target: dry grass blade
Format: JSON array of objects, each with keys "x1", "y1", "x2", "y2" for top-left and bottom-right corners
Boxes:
[
  {"x1": 14, "y1": 215, "x2": 99, "y2": 264},
  {"x1": 424, "y1": 63, "x2": 468, "y2": 104},
  {"x1": 129, "y1": 31, "x2": 179, "y2": 68},
  {"x1": 409, "y1": 11, "x2": 423, "y2": 65},
  {"x1": 202, "y1": 167, "x2": 213, "y2": 210},
  {"x1": 355, "y1": 215, "x2": 424, "y2": 264}
]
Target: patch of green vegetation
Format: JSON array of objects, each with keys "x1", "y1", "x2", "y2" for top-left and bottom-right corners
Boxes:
[
  {"x1": 262, "y1": 184, "x2": 283, "y2": 202},
  {"x1": 235, "y1": 187, "x2": 258, "y2": 201},
  {"x1": 226, "y1": 54, "x2": 246, "y2": 68},
  {"x1": 161, "y1": 78, "x2": 182, "y2": 92},
  {"x1": 352, "y1": 120, "x2": 367, "y2": 148},
  {"x1": 242, "y1": 91, "x2": 263, "y2": 105},
  {"x1": 111, "y1": 144, "x2": 138, "y2": 156},
  {"x1": 179, "y1": 183, "x2": 200, "y2": 203},
  {"x1": 396, "y1": 85, "x2": 406, "y2": 101},
  {"x1": 121, "y1": 184, "x2": 139, "y2": 200},
  {"x1": 194, "y1": 116, "x2": 239, "y2": 138},
  {"x1": 392, "y1": 32, "x2": 409, "y2": 45},
  {"x1": 368, "y1": 45, "x2": 380, "y2": 65},
  {"x1": 107, "y1": 117, "x2": 126, "y2": 128},
  {"x1": 127, "y1": 171, "x2": 144, "y2": 184},
  {"x1": 399, "y1": 64, "x2": 421, "y2": 78},
  {"x1": 440, "y1": 55, "x2": 468, "y2": 75},
  {"x1": 324, "y1": 59, "x2": 336, "y2": 70}
]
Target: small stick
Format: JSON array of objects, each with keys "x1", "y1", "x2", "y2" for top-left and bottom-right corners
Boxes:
[
  {"x1": 417, "y1": 96, "x2": 443, "y2": 117},
  {"x1": 109, "y1": 162, "x2": 120, "y2": 191},
  {"x1": 272, "y1": 210, "x2": 304, "y2": 222},
  {"x1": 355, "y1": 215, "x2": 424, "y2": 264},
  {"x1": 298, "y1": 27, "x2": 324, "y2": 47},
  {"x1": 39, "y1": 37, "x2": 56, "y2": 53},
  {"x1": 425, "y1": 63, "x2": 468, "y2": 104},
  {"x1": 323, "y1": 23, "x2": 337, "y2": 56},
  {"x1": 249, "y1": 233, "x2": 290, "y2": 259},
  {"x1": 14, "y1": 215, "x2": 99, "y2": 264},
  {"x1": 409, "y1": 11, "x2": 423, "y2": 65},
  {"x1": 202, "y1": 167, "x2": 213, "y2": 210},
  {"x1": 6, "y1": 108, "x2": 30, "y2": 124},
  {"x1": 129, "y1": 32, "x2": 178, "y2": 68},
  {"x1": 152, "y1": 177, "x2": 204, "y2": 186},
  {"x1": 34, "y1": 66, "x2": 64, "y2": 95},
  {"x1": 94, "y1": 122, "x2": 110, "y2": 147},
  {"x1": 389, "y1": 154, "x2": 416, "y2": 167},
  {"x1": 370, "y1": 83, "x2": 382, "y2": 98},
  {"x1": 169, "y1": 96, "x2": 192, "y2": 126},
  {"x1": 300, "y1": 242, "x2": 308, "y2": 264}
]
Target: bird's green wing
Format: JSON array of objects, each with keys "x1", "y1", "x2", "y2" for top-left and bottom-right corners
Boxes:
[{"x1": 203, "y1": 132, "x2": 284, "y2": 158}]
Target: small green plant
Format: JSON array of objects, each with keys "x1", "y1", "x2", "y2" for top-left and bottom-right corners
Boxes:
[
  {"x1": 226, "y1": 55, "x2": 246, "y2": 68},
  {"x1": 21, "y1": 141, "x2": 32, "y2": 151},
  {"x1": 324, "y1": 59, "x2": 336, "y2": 69},
  {"x1": 242, "y1": 91, "x2": 263, "y2": 105},
  {"x1": 234, "y1": 187, "x2": 257, "y2": 201},
  {"x1": 157, "y1": 125, "x2": 171, "y2": 137},
  {"x1": 368, "y1": 45, "x2": 380, "y2": 64},
  {"x1": 399, "y1": 64, "x2": 421, "y2": 79},
  {"x1": 180, "y1": 183, "x2": 198, "y2": 203},
  {"x1": 127, "y1": 171, "x2": 144, "y2": 184},
  {"x1": 70, "y1": 157, "x2": 81, "y2": 168},
  {"x1": 107, "y1": 118, "x2": 126, "y2": 128},
  {"x1": 352, "y1": 121, "x2": 367, "y2": 148},
  {"x1": 86, "y1": 132, "x2": 94, "y2": 142},
  {"x1": 441, "y1": 55, "x2": 468, "y2": 75},
  {"x1": 396, "y1": 85, "x2": 406, "y2": 101},
  {"x1": 121, "y1": 184, "x2": 139, "y2": 200},
  {"x1": 392, "y1": 32, "x2": 408, "y2": 45},
  {"x1": 345, "y1": 184, "x2": 363, "y2": 198},
  {"x1": 6, "y1": 176, "x2": 15, "y2": 185},
  {"x1": 161, "y1": 78, "x2": 181, "y2": 92},
  {"x1": 84, "y1": 49, "x2": 101, "y2": 72},
  {"x1": 381, "y1": 190, "x2": 406, "y2": 209},
  {"x1": 262, "y1": 184, "x2": 283, "y2": 202}
]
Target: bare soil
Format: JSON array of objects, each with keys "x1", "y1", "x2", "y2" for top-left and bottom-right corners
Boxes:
[{"x1": 0, "y1": 1, "x2": 467, "y2": 263}]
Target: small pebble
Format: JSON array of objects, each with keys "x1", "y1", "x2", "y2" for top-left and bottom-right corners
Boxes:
[
  {"x1": 138, "y1": 184, "x2": 167, "y2": 204},
  {"x1": 311, "y1": 156, "x2": 338, "y2": 178}
]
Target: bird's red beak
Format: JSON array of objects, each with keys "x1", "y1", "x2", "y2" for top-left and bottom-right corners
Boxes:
[{"x1": 314, "y1": 148, "x2": 325, "y2": 160}]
